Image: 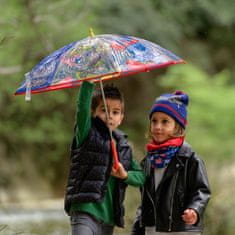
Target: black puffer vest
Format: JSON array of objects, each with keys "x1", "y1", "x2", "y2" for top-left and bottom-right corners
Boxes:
[{"x1": 64, "y1": 117, "x2": 132, "y2": 227}]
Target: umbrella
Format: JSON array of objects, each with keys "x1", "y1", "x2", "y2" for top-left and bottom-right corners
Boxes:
[{"x1": 15, "y1": 31, "x2": 185, "y2": 170}]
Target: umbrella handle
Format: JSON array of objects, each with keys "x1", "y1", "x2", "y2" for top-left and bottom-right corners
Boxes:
[{"x1": 111, "y1": 139, "x2": 120, "y2": 171}]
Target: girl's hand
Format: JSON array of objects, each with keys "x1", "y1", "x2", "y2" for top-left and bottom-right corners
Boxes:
[
  {"x1": 182, "y1": 208, "x2": 198, "y2": 225},
  {"x1": 111, "y1": 163, "x2": 128, "y2": 180}
]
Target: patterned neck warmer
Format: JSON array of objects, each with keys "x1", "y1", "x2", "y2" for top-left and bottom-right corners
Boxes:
[{"x1": 146, "y1": 137, "x2": 184, "y2": 169}]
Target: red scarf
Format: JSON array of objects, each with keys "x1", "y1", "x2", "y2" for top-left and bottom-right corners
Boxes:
[
  {"x1": 146, "y1": 136, "x2": 184, "y2": 151},
  {"x1": 146, "y1": 136, "x2": 184, "y2": 168}
]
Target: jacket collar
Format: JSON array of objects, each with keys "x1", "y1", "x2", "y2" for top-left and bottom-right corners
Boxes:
[
  {"x1": 155, "y1": 142, "x2": 193, "y2": 187},
  {"x1": 177, "y1": 141, "x2": 193, "y2": 158},
  {"x1": 113, "y1": 129, "x2": 128, "y2": 145},
  {"x1": 92, "y1": 117, "x2": 128, "y2": 146}
]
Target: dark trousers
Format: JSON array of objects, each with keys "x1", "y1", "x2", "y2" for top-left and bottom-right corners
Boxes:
[{"x1": 70, "y1": 212, "x2": 114, "y2": 235}]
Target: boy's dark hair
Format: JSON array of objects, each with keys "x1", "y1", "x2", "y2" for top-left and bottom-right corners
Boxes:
[{"x1": 91, "y1": 84, "x2": 124, "y2": 113}]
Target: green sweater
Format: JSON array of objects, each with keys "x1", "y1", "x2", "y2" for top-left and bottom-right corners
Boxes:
[{"x1": 70, "y1": 81, "x2": 145, "y2": 225}]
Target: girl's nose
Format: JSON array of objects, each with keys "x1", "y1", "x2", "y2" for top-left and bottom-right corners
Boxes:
[{"x1": 155, "y1": 123, "x2": 161, "y2": 129}]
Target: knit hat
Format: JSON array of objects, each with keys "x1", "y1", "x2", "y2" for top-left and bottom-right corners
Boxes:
[{"x1": 149, "y1": 91, "x2": 189, "y2": 128}]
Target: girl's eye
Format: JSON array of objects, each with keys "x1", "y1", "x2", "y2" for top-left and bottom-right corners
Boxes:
[
  {"x1": 162, "y1": 119, "x2": 169, "y2": 124},
  {"x1": 151, "y1": 119, "x2": 157, "y2": 124}
]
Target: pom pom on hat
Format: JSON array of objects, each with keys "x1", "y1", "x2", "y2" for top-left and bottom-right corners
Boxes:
[{"x1": 149, "y1": 91, "x2": 189, "y2": 128}]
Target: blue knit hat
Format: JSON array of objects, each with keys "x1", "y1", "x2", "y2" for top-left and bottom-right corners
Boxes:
[{"x1": 149, "y1": 91, "x2": 189, "y2": 128}]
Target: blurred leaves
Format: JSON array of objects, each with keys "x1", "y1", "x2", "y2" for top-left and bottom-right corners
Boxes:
[
  {"x1": 95, "y1": 0, "x2": 235, "y2": 77},
  {"x1": 158, "y1": 64, "x2": 235, "y2": 162},
  {"x1": 0, "y1": 0, "x2": 234, "y2": 189},
  {"x1": 0, "y1": 3, "x2": 235, "y2": 234}
]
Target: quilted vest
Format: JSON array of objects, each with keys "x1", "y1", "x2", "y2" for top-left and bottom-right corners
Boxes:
[{"x1": 64, "y1": 117, "x2": 132, "y2": 227}]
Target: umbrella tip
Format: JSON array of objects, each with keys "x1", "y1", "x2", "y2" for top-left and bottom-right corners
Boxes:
[{"x1": 89, "y1": 28, "x2": 95, "y2": 37}]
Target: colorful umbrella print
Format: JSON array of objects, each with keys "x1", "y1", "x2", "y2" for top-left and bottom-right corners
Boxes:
[{"x1": 15, "y1": 33, "x2": 185, "y2": 100}]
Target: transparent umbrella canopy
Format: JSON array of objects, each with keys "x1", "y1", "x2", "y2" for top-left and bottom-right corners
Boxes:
[{"x1": 15, "y1": 32, "x2": 184, "y2": 99}]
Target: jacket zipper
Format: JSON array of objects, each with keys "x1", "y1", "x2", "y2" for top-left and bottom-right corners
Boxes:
[
  {"x1": 168, "y1": 170, "x2": 179, "y2": 231},
  {"x1": 140, "y1": 158, "x2": 157, "y2": 227},
  {"x1": 146, "y1": 187, "x2": 157, "y2": 226}
]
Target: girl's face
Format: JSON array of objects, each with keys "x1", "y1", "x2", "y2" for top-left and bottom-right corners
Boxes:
[
  {"x1": 93, "y1": 98, "x2": 124, "y2": 131},
  {"x1": 150, "y1": 112, "x2": 177, "y2": 144}
]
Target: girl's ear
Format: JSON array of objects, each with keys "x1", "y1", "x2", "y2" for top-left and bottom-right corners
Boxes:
[{"x1": 173, "y1": 123, "x2": 185, "y2": 137}]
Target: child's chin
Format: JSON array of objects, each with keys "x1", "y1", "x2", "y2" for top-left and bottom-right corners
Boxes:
[
  {"x1": 109, "y1": 126, "x2": 116, "y2": 131},
  {"x1": 154, "y1": 138, "x2": 168, "y2": 144}
]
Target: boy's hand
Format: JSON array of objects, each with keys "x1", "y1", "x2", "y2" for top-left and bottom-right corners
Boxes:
[
  {"x1": 111, "y1": 163, "x2": 128, "y2": 180},
  {"x1": 182, "y1": 208, "x2": 198, "y2": 225}
]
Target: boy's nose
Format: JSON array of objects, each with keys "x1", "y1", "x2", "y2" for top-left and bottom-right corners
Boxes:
[{"x1": 108, "y1": 112, "x2": 113, "y2": 119}]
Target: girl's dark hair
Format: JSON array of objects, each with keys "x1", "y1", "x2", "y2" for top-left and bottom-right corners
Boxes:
[{"x1": 91, "y1": 84, "x2": 124, "y2": 113}]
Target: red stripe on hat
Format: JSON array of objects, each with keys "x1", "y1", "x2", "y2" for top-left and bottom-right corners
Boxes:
[{"x1": 153, "y1": 103, "x2": 187, "y2": 125}]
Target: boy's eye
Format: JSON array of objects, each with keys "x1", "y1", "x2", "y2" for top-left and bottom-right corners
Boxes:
[{"x1": 113, "y1": 111, "x2": 120, "y2": 115}]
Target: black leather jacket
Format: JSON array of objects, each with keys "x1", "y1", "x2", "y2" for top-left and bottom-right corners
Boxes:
[{"x1": 132, "y1": 142, "x2": 211, "y2": 234}]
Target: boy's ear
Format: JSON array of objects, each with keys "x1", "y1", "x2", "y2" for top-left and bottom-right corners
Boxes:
[{"x1": 119, "y1": 113, "x2": 124, "y2": 125}]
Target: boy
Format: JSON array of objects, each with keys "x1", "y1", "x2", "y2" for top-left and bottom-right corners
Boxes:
[{"x1": 64, "y1": 81, "x2": 145, "y2": 235}]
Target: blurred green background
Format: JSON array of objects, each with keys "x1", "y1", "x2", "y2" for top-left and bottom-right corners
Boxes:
[{"x1": 1, "y1": 0, "x2": 235, "y2": 234}]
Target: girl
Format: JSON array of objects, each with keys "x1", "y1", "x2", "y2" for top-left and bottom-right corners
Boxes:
[{"x1": 132, "y1": 91, "x2": 211, "y2": 235}]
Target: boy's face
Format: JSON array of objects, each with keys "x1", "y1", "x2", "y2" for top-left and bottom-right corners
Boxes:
[
  {"x1": 93, "y1": 98, "x2": 124, "y2": 131},
  {"x1": 150, "y1": 112, "x2": 177, "y2": 144}
]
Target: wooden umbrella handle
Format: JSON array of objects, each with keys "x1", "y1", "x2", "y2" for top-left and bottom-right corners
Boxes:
[{"x1": 111, "y1": 139, "x2": 120, "y2": 171}]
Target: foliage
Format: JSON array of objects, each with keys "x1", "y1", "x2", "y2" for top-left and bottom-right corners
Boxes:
[
  {"x1": 204, "y1": 164, "x2": 235, "y2": 235},
  {"x1": 0, "y1": 0, "x2": 98, "y2": 195},
  {"x1": 157, "y1": 64, "x2": 235, "y2": 163},
  {"x1": 1, "y1": 1, "x2": 235, "y2": 234},
  {"x1": 95, "y1": 0, "x2": 235, "y2": 79}
]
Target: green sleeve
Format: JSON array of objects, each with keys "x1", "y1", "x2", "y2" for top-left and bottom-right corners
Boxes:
[
  {"x1": 75, "y1": 81, "x2": 95, "y2": 148},
  {"x1": 125, "y1": 159, "x2": 146, "y2": 187}
]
